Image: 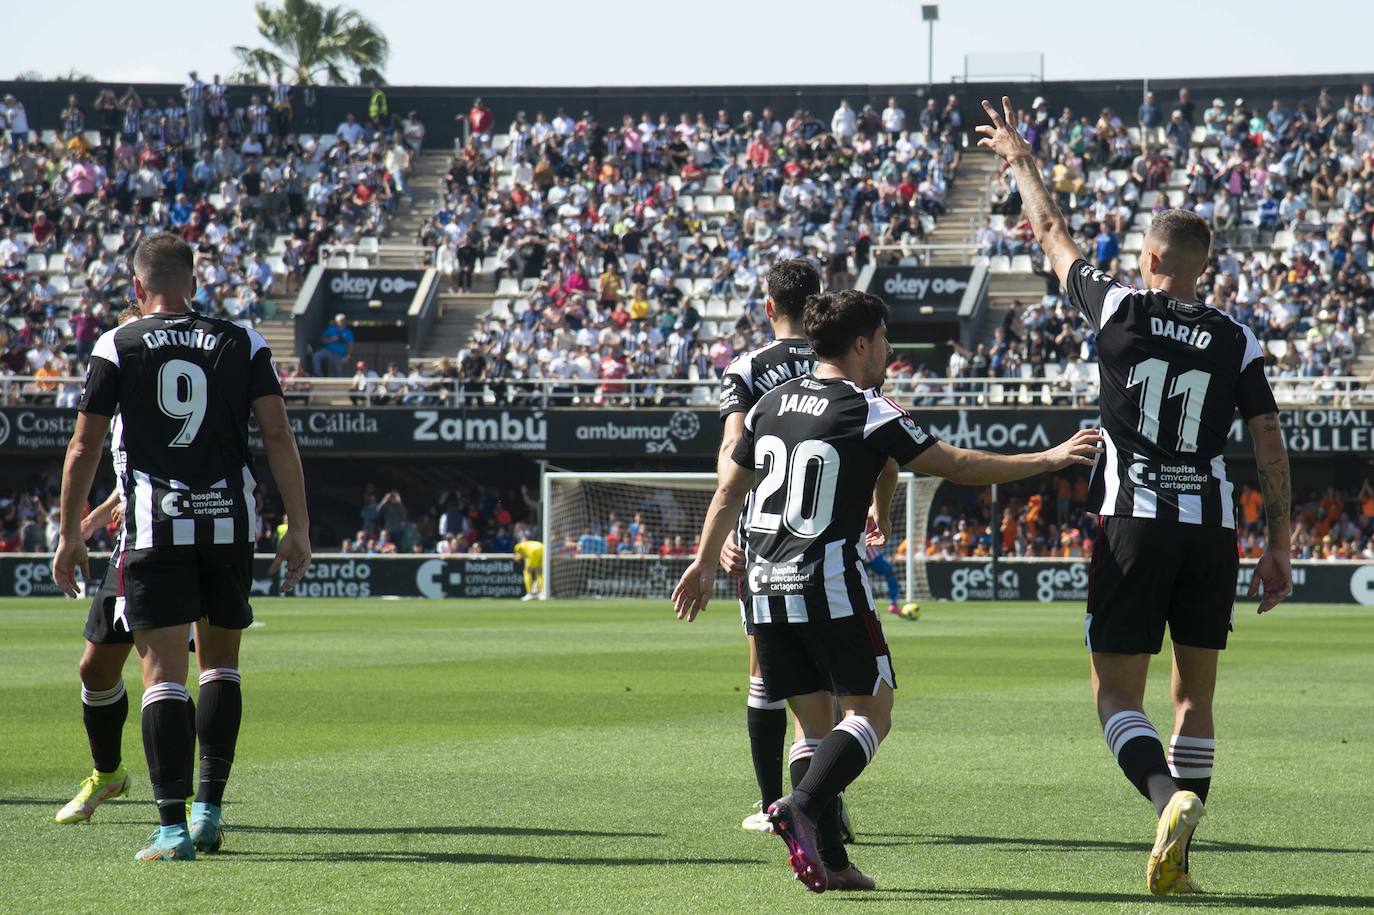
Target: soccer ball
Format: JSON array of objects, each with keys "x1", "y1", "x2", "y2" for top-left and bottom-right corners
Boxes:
[{"x1": 900, "y1": 602, "x2": 921, "y2": 621}]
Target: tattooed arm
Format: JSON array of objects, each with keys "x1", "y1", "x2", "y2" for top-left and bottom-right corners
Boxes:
[
  {"x1": 975, "y1": 95, "x2": 1082, "y2": 287},
  {"x1": 1246, "y1": 411, "x2": 1292, "y2": 613}
]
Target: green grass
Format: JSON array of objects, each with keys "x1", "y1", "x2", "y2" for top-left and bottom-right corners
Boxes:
[{"x1": 1, "y1": 598, "x2": 1372, "y2": 914}]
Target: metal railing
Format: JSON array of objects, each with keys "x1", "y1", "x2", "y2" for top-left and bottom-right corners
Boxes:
[{"x1": 7, "y1": 373, "x2": 1373, "y2": 410}]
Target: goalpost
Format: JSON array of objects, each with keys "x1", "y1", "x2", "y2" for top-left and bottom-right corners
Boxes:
[{"x1": 540, "y1": 470, "x2": 945, "y2": 603}]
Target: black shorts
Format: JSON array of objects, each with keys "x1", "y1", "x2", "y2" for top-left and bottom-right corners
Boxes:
[
  {"x1": 753, "y1": 608, "x2": 896, "y2": 702},
  {"x1": 1086, "y1": 516, "x2": 1238, "y2": 654},
  {"x1": 84, "y1": 559, "x2": 132, "y2": 646},
  {"x1": 118, "y1": 543, "x2": 255, "y2": 632}
]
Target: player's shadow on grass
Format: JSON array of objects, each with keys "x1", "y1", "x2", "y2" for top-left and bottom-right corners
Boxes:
[
  {"x1": 837, "y1": 887, "x2": 1374, "y2": 909},
  {"x1": 232, "y1": 824, "x2": 662, "y2": 839},
  {"x1": 228, "y1": 850, "x2": 761, "y2": 867},
  {"x1": 861, "y1": 833, "x2": 1370, "y2": 856}
]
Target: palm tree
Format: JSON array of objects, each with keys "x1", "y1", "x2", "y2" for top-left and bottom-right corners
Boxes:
[{"x1": 234, "y1": 0, "x2": 389, "y2": 86}]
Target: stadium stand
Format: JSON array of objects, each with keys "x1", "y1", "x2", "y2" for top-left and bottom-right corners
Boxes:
[{"x1": 0, "y1": 87, "x2": 424, "y2": 388}]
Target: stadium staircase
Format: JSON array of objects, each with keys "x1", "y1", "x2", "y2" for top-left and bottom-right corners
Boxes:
[{"x1": 924, "y1": 148, "x2": 999, "y2": 266}]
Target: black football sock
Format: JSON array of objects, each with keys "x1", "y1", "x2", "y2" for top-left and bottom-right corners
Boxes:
[
  {"x1": 195, "y1": 668, "x2": 242, "y2": 807},
  {"x1": 185, "y1": 694, "x2": 196, "y2": 796},
  {"x1": 1104, "y1": 710, "x2": 1177, "y2": 815},
  {"x1": 1168, "y1": 734, "x2": 1215, "y2": 870},
  {"x1": 747, "y1": 678, "x2": 787, "y2": 808},
  {"x1": 82, "y1": 680, "x2": 128, "y2": 774},
  {"x1": 141, "y1": 682, "x2": 193, "y2": 827},
  {"x1": 793, "y1": 716, "x2": 880, "y2": 822},
  {"x1": 788, "y1": 739, "x2": 847, "y2": 869}
]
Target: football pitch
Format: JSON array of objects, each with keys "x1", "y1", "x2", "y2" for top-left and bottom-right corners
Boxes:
[{"x1": 1, "y1": 597, "x2": 1371, "y2": 914}]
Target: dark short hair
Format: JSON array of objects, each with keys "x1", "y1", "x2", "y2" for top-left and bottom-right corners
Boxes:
[
  {"x1": 1146, "y1": 209, "x2": 1212, "y2": 266},
  {"x1": 766, "y1": 258, "x2": 822, "y2": 323},
  {"x1": 804, "y1": 290, "x2": 889, "y2": 359},
  {"x1": 132, "y1": 233, "x2": 194, "y2": 294}
]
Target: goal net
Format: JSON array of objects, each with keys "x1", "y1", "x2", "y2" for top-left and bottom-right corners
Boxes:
[{"x1": 541, "y1": 471, "x2": 945, "y2": 602}]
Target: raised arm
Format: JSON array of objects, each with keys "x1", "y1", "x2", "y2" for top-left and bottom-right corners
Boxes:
[
  {"x1": 975, "y1": 96, "x2": 1081, "y2": 288},
  {"x1": 1246, "y1": 411, "x2": 1292, "y2": 613},
  {"x1": 908, "y1": 429, "x2": 1101, "y2": 486}
]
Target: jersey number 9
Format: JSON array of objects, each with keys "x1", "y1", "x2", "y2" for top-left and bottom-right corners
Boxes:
[{"x1": 157, "y1": 358, "x2": 208, "y2": 447}]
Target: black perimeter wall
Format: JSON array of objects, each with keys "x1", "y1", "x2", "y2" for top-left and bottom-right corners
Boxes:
[{"x1": 5, "y1": 72, "x2": 1372, "y2": 151}]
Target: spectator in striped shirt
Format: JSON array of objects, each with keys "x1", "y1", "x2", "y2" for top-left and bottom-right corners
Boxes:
[
  {"x1": 60, "y1": 95, "x2": 85, "y2": 141},
  {"x1": 183, "y1": 71, "x2": 206, "y2": 146}
]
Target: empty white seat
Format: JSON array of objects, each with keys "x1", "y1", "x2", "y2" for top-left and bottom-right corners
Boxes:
[
  {"x1": 1108, "y1": 169, "x2": 1129, "y2": 186},
  {"x1": 480, "y1": 256, "x2": 499, "y2": 274},
  {"x1": 1272, "y1": 230, "x2": 1295, "y2": 250},
  {"x1": 700, "y1": 320, "x2": 719, "y2": 338},
  {"x1": 714, "y1": 195, "x2": 736, "y2": 213},
  {"x1": 705, "y1": 298, "x2": 728, "y2": 318},
  {"x1": 703, "y1": 174, "x2": 724, "y2": 193},
  {"x1": 667, "y1": 175, "x2": 683, "y2": 191},
  {"x1": 1139, "y1": 190, "x2": 1159, "y2": 209},
  {"x1": 1119, "y1": 252, "x2": 1139, "y2": 272},
  {"x1": 987, "y1": 255, "x2": 1011, "y2": 273},
  {"x1": 694, "y1": 196, "x2": 715, "y2": 215},
  {"x1": 1010, "y1": 254, "x2": 1033, "y2": 272},
  {"x1": 673, "y1": 278, "x2": 693, "y2": 294},
  {"x1": 26, "y1": 253, "x2": 47, "y2": 272},
  {"x1": 492, "y1": 134, "x2": 512, "y2": 153},
  {"x1": 267, "y1": 255, "x2": 287, "y2": 275},
  {"x1": 971, "y1": 254, "x2": 990, "y2": 267},
  {"x1": 496, "y1": 277, "x2": 521, "y2": 296},
  {"x1": 349, "y1": 256, "x2": 370, "y2": 269},
  {"x1": 270, "y1": 234, "x2": 289, "y2": 254},
  {"x1": 489, "y1": 298, "x2": 512, "y2": 321},
  {"x1": 47, "y1": 253, "x2": 67, "y2": 272},
  {"x1": 357, "y1": 236, "x2": 380, "y2": 255},
  {"x1": 50, "y1": 275, "x2": 71, "y2": 294},
  {"x1": 519, "y1": 277, "x2": 538, "y2": 291},
  {"x1": 677, "y1": 237, "x2": 694, "y2": 253},
  {"x1": 326, "y1": 255, "x2": 348, "y2": 268},
  {"x1": 511, "y1": 298, "x2": 531, "y2": 315},
  {"x1": 678, "y1": 195, "x2": 695, "y2": 213},
  {"x1": 1123, "y1": 232, "x2": 1144, "y2": 251},
  {"x1": 1191, "y1": 125, "x2": 1208, "y2": 144},
  {"x1": 1132, "y1": 211, "x2": 1153, "y2": 229},
  {"x1": 692, "y1": 278, "x2": 712, "y2": 295},
  {"x1": 1166, "y1": 189, "x2": 1186, "y2": 208}
]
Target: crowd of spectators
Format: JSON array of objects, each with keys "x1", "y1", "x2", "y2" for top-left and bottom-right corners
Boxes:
[
  {"x1": 338, "y1": 482, "x2": 538, "y2": 554},
  {"x1": 973, "y1": 83, "x2": 1374, "y2": 390},
  {"x1": 1, "y1": 77, "x2": 417, "y2": 392},
  {"x1": 438, "y1": 95, "x2": 964, "y2": 402},
  {"x1": 907, "y1": 477, "x2": 1374, "y2": 562}
]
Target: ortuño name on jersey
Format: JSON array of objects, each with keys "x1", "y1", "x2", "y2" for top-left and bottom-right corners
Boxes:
[{"x1": 142, "y1": 327, "x2": 220, "y2": 351}]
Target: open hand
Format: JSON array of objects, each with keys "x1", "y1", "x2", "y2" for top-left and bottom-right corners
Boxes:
[
  {"x1": 268, "y1": 527, "x2": 313, "y2": 593},
  {"x1": 52, "y1": 536, "x2": 90, "y2": 599},
  {"x1": 975, "y1": 96, "x2": 1034, "y2": 162},
  {"x1": 671, "y1": 560, "x2": 716, "y2": 622},
  {"x1": 1044, "y1": 428, "x2": 1103, "y2": 471}
]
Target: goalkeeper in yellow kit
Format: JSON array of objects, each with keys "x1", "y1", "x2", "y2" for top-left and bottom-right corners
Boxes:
[{"x1": 513, "y1": 539, "x2": 544, "y2": 601}]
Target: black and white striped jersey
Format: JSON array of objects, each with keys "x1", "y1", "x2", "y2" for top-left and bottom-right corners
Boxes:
[
  {"x1": 78, "y1": 312, "x2": 283, "y2": 550},
  {"x1": 719, "y1": 337, "x2": 816, "y2": 419},
  {"x1": 731, "y1": 376, "x2": 937, "y2": 623},
  {"x1": 1066, "y1": 259, "x2": 1277, "y2": 528}
]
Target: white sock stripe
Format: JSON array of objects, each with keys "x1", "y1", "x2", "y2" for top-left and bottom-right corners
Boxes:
[
  {"x1": 81, "y1": 680, "x2": 126, "y2": 706},
  {"x1": 835, "y1": 716, "x2": 879, "y2": 763},
  {"x1": 747, "y1": 695, "x2": 787, "y2": 710},
  {"x1": 140, "y1": 681, "x2": 191, "y2": 710},
  {"x1": 199, "y1": 667, "x2": 242, "y2": 686},
  {"x1": 1168, "y1": 763, "x2": 1215, "y2": 778},
  {"x1": 1169, "y1": 734, "x2": 1216, "y2": 750},
  {"x1": 748, "y1": 676, "x2": 766, "y2": 688},
  {"x1": 788, "y1": 739, "x2": 821, "y2": 762},
  {"x1": 1103, "y1": 711, "x2": 1160, "y2": 758},
  {"x1": 1166, "y1": 747, "x2": 1215, "y2": 761}
]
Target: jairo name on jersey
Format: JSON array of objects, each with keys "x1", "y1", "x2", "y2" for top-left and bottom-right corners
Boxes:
[
  {"x1": 142, "y1": 328, "x2": 220, "y2": 352},
  {"x1": 777, "y1": 393, "x2": 831, "y2": 417},
  {"x1": 1149, "y1": 317, "x2": 1212, "y2": 350}
]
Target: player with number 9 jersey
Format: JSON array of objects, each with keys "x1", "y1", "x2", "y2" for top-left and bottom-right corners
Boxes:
[{"x1": 80, "y1": 313, "x2": 280, "y2": 555}]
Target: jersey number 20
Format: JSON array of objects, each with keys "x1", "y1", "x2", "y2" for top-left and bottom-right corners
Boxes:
[
  {"x1": 750, "y1": 435, "x2": 839, "y2": 537},
  {"x1": 157, "y1": 359, "x2": 208, "y2": 447}
]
